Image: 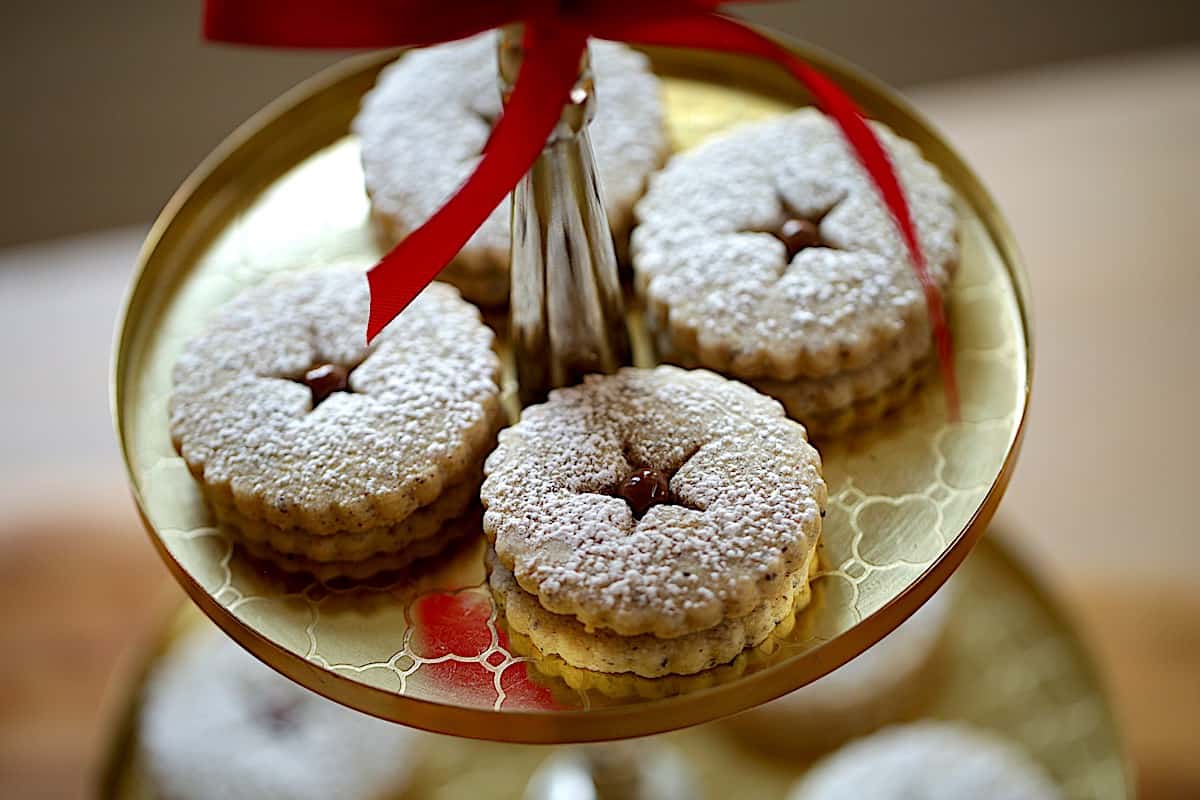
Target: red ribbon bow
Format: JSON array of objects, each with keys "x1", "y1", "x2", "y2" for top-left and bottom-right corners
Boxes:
[{"x1": 204, "y1": 0, "x2": 958, "y2": 418}]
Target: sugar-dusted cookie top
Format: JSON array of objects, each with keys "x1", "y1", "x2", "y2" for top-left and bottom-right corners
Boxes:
[
  {"x1": 141, "y1": 629, "x2": 417, "y2": 800},
  {"x1": 633, "y1": 109, "x2": 958, "y2": 381},
  {"x1": 481, "y1": 366, "x2": 825, "y2": 639},
  {"x1": 170, "y1": 269, "x2": 500, "y2": 533},
  {"x1": 355, "y1": 32, "x2": 666, "y2": 279},
  {"x1": 789, "y1": 722, "x2": 1061, "y2": 800}
]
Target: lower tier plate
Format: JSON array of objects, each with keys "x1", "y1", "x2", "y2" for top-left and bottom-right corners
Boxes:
[{"x1": 99, "y1": 537, "x2": 1131, "y2": 799}]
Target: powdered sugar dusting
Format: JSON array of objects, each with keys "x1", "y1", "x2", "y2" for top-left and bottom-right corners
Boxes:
[
  {"x1": 481, "y1": 366, "x2": 825, "y2": 639},
  {"x1": 633, "y1": 109, "x2": 958, "y2": 380},
  {"x1": 170, "y1": 269, "x2": 500, "y2": 534}
]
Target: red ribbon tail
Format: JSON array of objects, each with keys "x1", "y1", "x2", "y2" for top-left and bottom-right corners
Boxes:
[
  {"x1": 366, "y1": 21, "x2": 588, "y2": 341},
  {"x1": 587, "y1": 10, "x2": 959, "y2": 420}
]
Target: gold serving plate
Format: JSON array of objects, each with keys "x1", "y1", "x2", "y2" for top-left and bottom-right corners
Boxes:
[
  {"x1": 112, "y1": 40, "x2": 1031, "y2": 741},
  {"x1": 98, "y1": 540, "x2": 1130, "y2": 799}
]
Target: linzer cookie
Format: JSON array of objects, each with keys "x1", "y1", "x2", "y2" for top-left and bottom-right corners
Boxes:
[
  {"x1": 354, "y1": 32, "x2": 667, "y2": 305},
  {"x1": 788, "y1": 722, "x2": 1061, "y2": 800},
  {"x1": 141, "y1": 626, "x2": 419, "y2": 800},
  {"x1": 169, "y1": 269, "x2": 502, "y2": 578},
  {"x1": 481, "y1": 365, "x2": 825, "y2": 676},
  {"x1": 632, "y1": 109, "x2": 958, "y2": 435}
]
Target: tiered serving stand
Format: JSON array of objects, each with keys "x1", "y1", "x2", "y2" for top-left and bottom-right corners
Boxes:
[{"x1": 106, "y1": 35, "x2": 1132, "y2": 798}]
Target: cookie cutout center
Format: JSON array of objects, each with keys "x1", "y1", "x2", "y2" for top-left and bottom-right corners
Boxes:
[
  {"x1": 295, "y1": 362, "x2": 356, "y2": 407},
  {"x1": 618, "y1": 468, "x2": 671, "y2": 518},
  {"x1": 774, "y1": 217, "x2": 834, "y2": 259},
  {"x1": 256, "y1": 693, "x2": 303, "y2": 734}
]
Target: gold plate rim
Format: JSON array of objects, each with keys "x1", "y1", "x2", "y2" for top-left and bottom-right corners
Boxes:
[{"x1": 111, "y1": 35, "x2": 1034, "y2": 742}]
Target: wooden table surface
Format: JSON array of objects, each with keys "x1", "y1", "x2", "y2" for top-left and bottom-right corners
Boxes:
[
  {"x1": 0, "y1": 502, "x2": 173, "y2": 799},
  {"x1": 2, "y1": 46, "x2": 1198, "y2": 800}
]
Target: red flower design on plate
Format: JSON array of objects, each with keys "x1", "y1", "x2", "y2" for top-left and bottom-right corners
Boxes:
[{"x1": 409, "y1": 588, "x2": 558, "y2": 710}]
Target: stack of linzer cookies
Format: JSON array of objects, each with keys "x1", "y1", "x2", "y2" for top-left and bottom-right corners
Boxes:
[{"x1": 165, "y1": 33, "x2": 1061, "y2": 800}]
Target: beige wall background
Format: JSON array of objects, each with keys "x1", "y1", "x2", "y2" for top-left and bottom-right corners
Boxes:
[{"x1": 2, "y1": 0, "x2": 1198, "y2": 246}]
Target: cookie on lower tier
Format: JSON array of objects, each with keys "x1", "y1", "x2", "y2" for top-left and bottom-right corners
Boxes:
[
  {"x1": 788, "y1": 722, "x2": 1061, "y2": 800},
  {"x1": 169, "y1": 268, "x2": 502, "y2": 577},
  {"x1": 140, "y1": 626, "x2": 419, "y2": 800},
  {"x1": 632, "y1": 109, "x2": 959, "y2": 435},
  {"x1": 355, "y1": 32, "x2": 668, "y2": 305}
]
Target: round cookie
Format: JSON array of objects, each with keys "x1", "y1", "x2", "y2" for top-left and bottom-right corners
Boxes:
[
  {"x1": 725, "y1": 586, "x2": 952, "y2": 754},
  {"x1": 481, "y1": 365, "x2": 826, "y2": 639},
  {"x1": 170, "y1": 270, "x2": 502, "y2": 537},
  {"x1": 632, "y1": 109, "x2": 958, "y2": 433},
  {"x1": 788, "y1": 722, "x2": 1061, "y2": 800},
  {"x1": 141, "y1": 627, "x2": 418, "y2": 800},
  {"x1": 355, "y1": 32, "x2": 668, "y2": 305}
]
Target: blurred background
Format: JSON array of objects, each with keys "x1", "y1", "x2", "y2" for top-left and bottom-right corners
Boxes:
[{"x1": 1, "y1": 1, "x2": 1198, "y2": 797}]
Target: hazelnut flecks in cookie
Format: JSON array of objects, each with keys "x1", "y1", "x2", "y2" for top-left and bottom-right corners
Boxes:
[
  {"x1": 481, "y1": 366, "x2": 825, "y2": 640},
  {"x1": 632, "y1": 109, "x2": 958, "y2": 432},
  {"x1": 355, "y1": 32, "x2": 667, "y2": 305}
]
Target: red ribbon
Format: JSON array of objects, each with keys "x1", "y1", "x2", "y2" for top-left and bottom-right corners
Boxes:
[{"x1": 205, "y1": 0, "x2": 958, "y2": 418}]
